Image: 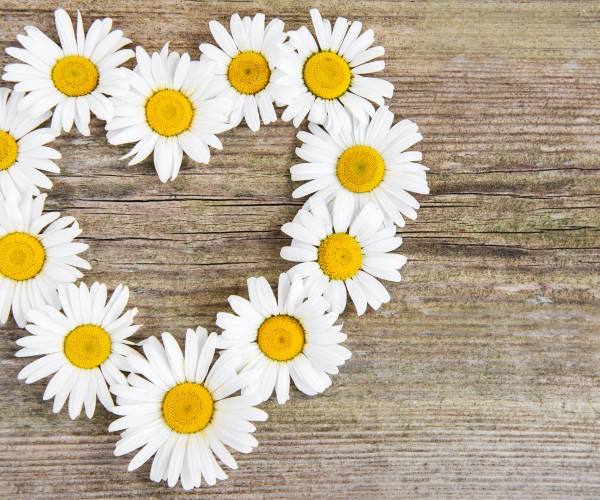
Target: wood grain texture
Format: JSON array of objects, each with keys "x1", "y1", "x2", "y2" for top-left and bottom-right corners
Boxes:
[{"x1": 1, "y1": 0, "x2": 599, "y2": 498}]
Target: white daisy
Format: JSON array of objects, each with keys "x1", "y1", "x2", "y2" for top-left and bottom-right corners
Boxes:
[
  {"x1": 0, "y1": 193, "x2": 90, "y2": 327},
  {"x1": 216, "y1": 273, "x2": 351, "y2": 404},
  {"x1": 3, "y1": 8, "x2": 134, "y2": 136},
  {"x1": 281, "y1": 197, "x2": 406, "y2": 316},
  {"x1": 291, "y1": 105, "x2": 429, "y2": 228},
  {"x1": 110, "y1": 327, "x2": 267, "y2": 490},
  {"x1": 106, "y1": 44, "x2": 233, "y2": 183},
  {"x1": 200, "y1": 13, "x2": 286, "y2": 131},
  {"x1": 0, "y1": 88, "x2": 61, "y2": 199},
  {"x1": 16, "y1": 282, "x2": 141, "y2": 419},
  {"x1": 273, "y1": 8, "x2": 393, "y2": 132}
]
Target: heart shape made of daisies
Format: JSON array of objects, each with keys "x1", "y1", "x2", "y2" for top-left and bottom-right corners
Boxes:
[{"x1": 0, "y1": 7, "x2": 429, "y2": 490}]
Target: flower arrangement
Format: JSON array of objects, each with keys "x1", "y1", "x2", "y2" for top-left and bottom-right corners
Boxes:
[{"x1": 0, "y1": 8, "x2": 429, "y2": 489}]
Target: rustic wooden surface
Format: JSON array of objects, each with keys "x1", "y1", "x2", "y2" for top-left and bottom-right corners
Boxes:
[{"x1": 0, "y1": 0, "x2": 599, "y2": 498}]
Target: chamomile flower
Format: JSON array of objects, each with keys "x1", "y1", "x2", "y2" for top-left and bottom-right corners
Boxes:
[
  {"x1": 217, "y1": 273, "x2": 351, "y2": 404},
  {"x1": 3, "y1": 8, "x2": 134, "y2": 136},
  {"x1": 291, "y1": 105, "x2": 429, "y2": 227},
  {"x1": 200, "y1": 13, "x2": 286, "y2": 131},
  {"x1": 110, "y1": 327, "x2": 267, "y2": 490},
  {"x1": 281, "y1": 197, "x2": 406, "y2": 316},
  {"x1": 106, "y1": 44, "x2": 233, "y2": 183},
  {"x1": 273, "y1": 8, "x2": 393, "y2": 132},
  {"x1": 0, "y1": 88, "x2": 61, "y2": 199},
  {"x1": 16, "y1": 282, "x2": 141, "y2": 419},
  {"x1": 0, "y1": 194, "x2": 90, "y2": 328}
]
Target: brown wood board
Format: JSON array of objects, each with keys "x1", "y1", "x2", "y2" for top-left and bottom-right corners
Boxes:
[{"x1": 0, "y1": 1, "x2": 599, "y2": 498}]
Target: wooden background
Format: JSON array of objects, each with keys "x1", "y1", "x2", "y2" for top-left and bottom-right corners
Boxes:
[{"x1": 1, "y1": 0, "x2": 599, "y2": 498}]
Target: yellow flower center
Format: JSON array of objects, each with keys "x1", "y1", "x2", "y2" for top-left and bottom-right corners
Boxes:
[
  {"x1": 228, "y1": 52, "x2": 271, "y2": 95},
  {"x1": 145, "y1": 89, "x2": 195, "y2": 137},
  {"x1": 0, "y1": 233, "x2": 45, "y2": 281},
  {"x1": 257, "y1": 315, "x2": 305, "y2": 362},
  {"x1": 162, "y1": 382, "x2": 214, "y2": 434},
  {"x1": 303, "y1": 51, "x2": 351, "y2": 100},
  {"x1": 336, "y1": 145, "x2": 385, "y2": 193},
  {"x1": 317, "y1": 233, "x2": 363, "y2": 281},
  {"x1": 63, "y1": 324, "x2": 111, "y2": 369},
  {"x1": 0, "y1": 131, "x2": 18, "y2": 171},
  {"x1": 51, "y1": 56, "x2": 99, "y2": 97}
]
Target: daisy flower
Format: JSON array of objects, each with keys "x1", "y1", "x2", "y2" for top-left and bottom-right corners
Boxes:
[
  {"x1": 0, "y1": 88, "x2": 61, "y2": 199},
  {"x1": 200, "y1": 13, "x2": 286, "y2": 131},
  {"x1": 280, "y1": 197, "x2": 406, "y2": 316},
  {"x1": 3, "y1": 8, "x2": 134, "y2": 136},
  {"x1": 273, "y1": 8, "x2": 393, "y2": 132},
  {"x1": 217, "y1": 273, "x2": 351, "y2": 404},
  {"x1": 291, "y1": 105, "x2": 429, "y2": 228},
  {"x1": 16, "y1": 282, "x2": 141, "y2": 419},
  {"x1": 0, "y1": 193, "x2": 90, "y2": 328},
  {"x1": 110, "y1": 327, "x2": 267, "y2": 490},
  {"x1": 106, "y1": 44, "x2": 233, "y2": 183}
]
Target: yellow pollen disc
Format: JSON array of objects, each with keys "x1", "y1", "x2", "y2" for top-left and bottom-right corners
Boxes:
[
  {"x1": 303, "y1": 51, "x2": 351, "y2": 100},
  {"x1": 162, "y1": 382, "x2": 214, "y2": 434},
  {"x1": 0, "y1": 131, "x2": 18, "y2": 171},
  {"x1": 145, "y1": 89, "x2": 195, "y2": 137},
  {"x1": 257, "y1": 315, "x2": 305, "y2": 362},
  {"x1": 337, "y1": 145, "x2": 385, "y2": 193},
  {"x1": 228, "y1": 52, "x2": 271, "y2": 95},
  {"x1": 63, "y1": 324, "x2": 111, "y2": 369},
  {"x1": 51, "y1": 56, "x2": 99, "y2": 97},
  {"x1": 0, "y1": 233, "x2": 45, "y2": 281},
  {"x1": 317, "y1": 233, "x2": 363, "y2": 281}
]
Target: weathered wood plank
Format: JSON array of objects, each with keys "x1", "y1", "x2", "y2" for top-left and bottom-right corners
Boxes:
[{"x1": 0, "y1": 0, "x2": 599, "y2": 498}]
